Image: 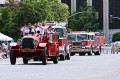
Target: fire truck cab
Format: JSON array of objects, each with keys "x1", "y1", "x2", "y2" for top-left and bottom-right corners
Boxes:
[{"x1": 68, "y1": 31, "x2": 104, "y2": 56}]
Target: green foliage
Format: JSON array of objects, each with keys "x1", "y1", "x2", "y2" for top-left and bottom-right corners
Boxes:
[
  {"x1": 69, "y1": 3, "x2": 99, "y2": 31},
  {"x1": 0, "y1": 7, "x2": 19, "y2": 40},
  {"x1": 50, "y1": 0, "x2": 69, "y2": 22},
  {"x1": 112, "y1": 32, "x2": 120, "y2": 42},
  {"x1": 0, "y1": 0, "x2": 69, "y2": 41}
]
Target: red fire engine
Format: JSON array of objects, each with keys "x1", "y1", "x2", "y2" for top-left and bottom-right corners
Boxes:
[
  {"x1": 68, "y1": 31, "x2": 104, "y2": 56},
  {"x1": 45, "y1": 21, "x2": 70, "y2": 60},
  {"x1": 52, "y1": 25, "x2": 71, "y2": 60},
  {"x1": 9, "y1": 32, "x2": 59, "y2": 65}
]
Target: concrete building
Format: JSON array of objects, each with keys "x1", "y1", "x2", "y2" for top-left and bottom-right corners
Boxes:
[
  {"x1": 62, "y1": 0, "x2": 120, "y2": 43},
  {"x1": 0, "y1": 0, "x2": 6, "y2": 7}
]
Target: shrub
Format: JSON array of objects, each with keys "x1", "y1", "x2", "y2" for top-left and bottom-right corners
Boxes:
[{"x1": 112, "y1": 32, "x2": 120, "y2": 42}]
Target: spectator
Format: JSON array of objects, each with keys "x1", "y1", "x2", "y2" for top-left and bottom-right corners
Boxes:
[
  {"x1": 1, "y1": 42, "x2": 8, "y2": 58},
  {"x1": 0, "y1": 43, "x2": 2, "y2": 59},
  {"x1": 28, "y1": 23, "x2": 35, "y2": 34}
]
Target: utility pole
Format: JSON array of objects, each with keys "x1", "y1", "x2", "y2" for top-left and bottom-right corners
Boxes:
[{"x1": 103, "y1": 0, "x2": 109, "y2": 43}]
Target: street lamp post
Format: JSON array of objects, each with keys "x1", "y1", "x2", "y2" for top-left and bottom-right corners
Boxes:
[{"x1": 103, "y1": 0, "x2": 109, "y2": 44}]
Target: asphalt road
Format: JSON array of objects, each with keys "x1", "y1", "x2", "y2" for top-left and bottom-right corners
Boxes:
[{"x1": 0, "y1": 53, "x2": 120, "y2": 80}]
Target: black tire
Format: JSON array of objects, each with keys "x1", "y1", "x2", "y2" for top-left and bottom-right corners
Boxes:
[
  {"x1": 10, "y1": 50, "x2": 16, "y2": 65},
  {"x1": 23, "y1": 58, "x2": 28, "y2": 64},
  {"x1": 52, "y1": 47, "x2": 59, "y2": 64},
  {"x1": 66, "y1": 53, "x2": 70, "y2": 60},
  {"x1": 88, "y1": 52, "x2": 92, "y2": 56},
  {"x1": 59, "y1": 55, "x2": 65, "y2": 60},
  {"x1": 70, "y1": 52, "x2": 75, "y2": 56},
  {"x1": 52, "y1": 56, "x2": 58, "y2": 64},
  {"x1": 79, "y1": 53, "x2": 85, "y2": 56},
  {"x1": 42, "y1": 48, "x2": 47, "y2": 65},
  {"x1": 94, "y1": 51, "x2": 100, "y2": 55}
]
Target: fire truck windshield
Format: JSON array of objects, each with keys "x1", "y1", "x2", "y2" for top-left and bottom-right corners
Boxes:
[
  {"x1": 77, "y1": 34, "x2": 88, "y2": 41},
  {"x1": 68, "y1": 34, "x2": 76, "y2": 41},
  {"x1": 54, "y1": 28, "x2": 63, "y2": 37}
]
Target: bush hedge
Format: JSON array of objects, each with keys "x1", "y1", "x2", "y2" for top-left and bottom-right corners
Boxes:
[{"x1": 112, "y1": 32, "x2": 120, "y2": 42}]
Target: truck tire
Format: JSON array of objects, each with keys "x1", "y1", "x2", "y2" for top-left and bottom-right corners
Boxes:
[
  {"x1": 10, "y1": 50, "x2": 16, "y2": 65},
  {"x1": 88, "y1": 52, "x2": 92, "y2": 56},
  {"x1": 60, "y1": 55, "x2": 65, "y2": 60},
  {"x1": 70, "y1": 52, "x2": 75, "y2": 56},
  {"x1": 94, "y1": 51, "x2": 100, "y2": 55},
  {"x1": 42, "y1": 48, "x2": 47, "y2": 65},
  {"x1": 79, "y1": 52, "x2": 85, "y2": 56},
  {"x1": 23, "y1": 58, "x2": 28, "y2": 64},
  {"x1": 52, "y1": 47, "x2": 58, "y2": 64},
  {"x1": 52, "y1": 55, "x2": 58, "y2": 64},
  {"x1": 66, "y1": 53, "x2": 70, "y2": 60}
]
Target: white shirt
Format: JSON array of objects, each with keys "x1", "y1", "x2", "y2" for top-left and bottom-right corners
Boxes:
[
  {"x1": 23, "y1": 27, "x2": 35, "y2": 34},
  {"x1": 35, "y1": 26, "x2": 44, "y2": 35},
  {"x1": 23, "y1": 27, "x2": 29, "y2": 34},
  {"x1": 2, "y1": 43, "x2": 7, "y2": 49}
]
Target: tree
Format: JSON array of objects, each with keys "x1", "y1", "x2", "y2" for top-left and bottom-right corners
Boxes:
[
  {"x1": 5, "y1": 0, "x2": 19, "y2": 8},
  {"x1": 0, "y1": 0, "x2": 69, "y2": 40},
  {"x1": 69, "y1": 3, "x2": 99, "y2": 31},
  {"x1": 50, "y1": 0, "x2": 69, "y2": 22},
  {"x1": 112, "y1": 32, "x2": 120, "y2": 42},
  {"x1": 0, "y1": 7, "x2": 19, "y2": 40}
]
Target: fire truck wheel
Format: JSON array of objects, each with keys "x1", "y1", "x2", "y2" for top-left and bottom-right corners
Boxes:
[
  {"x1": 52, "y1": 47, "x2": 59, "y2": 64},
  {"x1": 79, "y1": 53, "x2": 85, "y2": 56},
  {"x1": 70, "y1": 52, "x2": 75, "y2": 56},
  {"x1": 66, "y1": 53, "x2": 70, "y2": 60},
  {"x1": 88, "y1": 52, "x2": 92, "y2": 56},
  {"x1": 52, "y1": 55, "x2": 58, "y2": 64},
  {"x1": 94, "y1": 51, "x2": 100, "y2": 55},
  {"x1": 42, "y1": 48, "x2": 47, "y2": 65},
  {"x1": 60, "y1": 55, "x2": 65, "y2": 60},
  {"x1": 23, "y1": 58, "x2": 28, "y2": 64},
  {"x1": 10, "y1": 50, "x2": 16, "y2": 65}
]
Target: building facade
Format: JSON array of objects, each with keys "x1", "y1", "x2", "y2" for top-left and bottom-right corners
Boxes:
[
  {"x1": 0, "y1": 0, "x2": 5, "y2": 7},
  {"x1": 62, "y1": 0, "x2": 120, "y2": 29},
  {"x1": 62, "y1": 0, "x2": 120, "y2": 43}
]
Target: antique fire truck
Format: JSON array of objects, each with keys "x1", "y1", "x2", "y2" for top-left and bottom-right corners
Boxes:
[
  {"x1": 52, "y1": 25, "x2": 71, "y2": 60},
  {"x1": 68, "y1": 31, "x2": 104, "y2": 56},
  {"x1": 9, "y1": 32, "x2": 59, "y2": 65}
]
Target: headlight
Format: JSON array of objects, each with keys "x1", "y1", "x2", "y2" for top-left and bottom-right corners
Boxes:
[
  {"x1": 17, "y1": 39, "x2": 22, "y2": 45},
  {"x1": 33, "y1": 40, "x2": 38, "y2": 45}
]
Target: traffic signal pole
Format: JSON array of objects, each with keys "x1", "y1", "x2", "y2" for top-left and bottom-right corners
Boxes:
[{"x1": 103, "y1": 0, "x2": 109, "y2": 44}]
